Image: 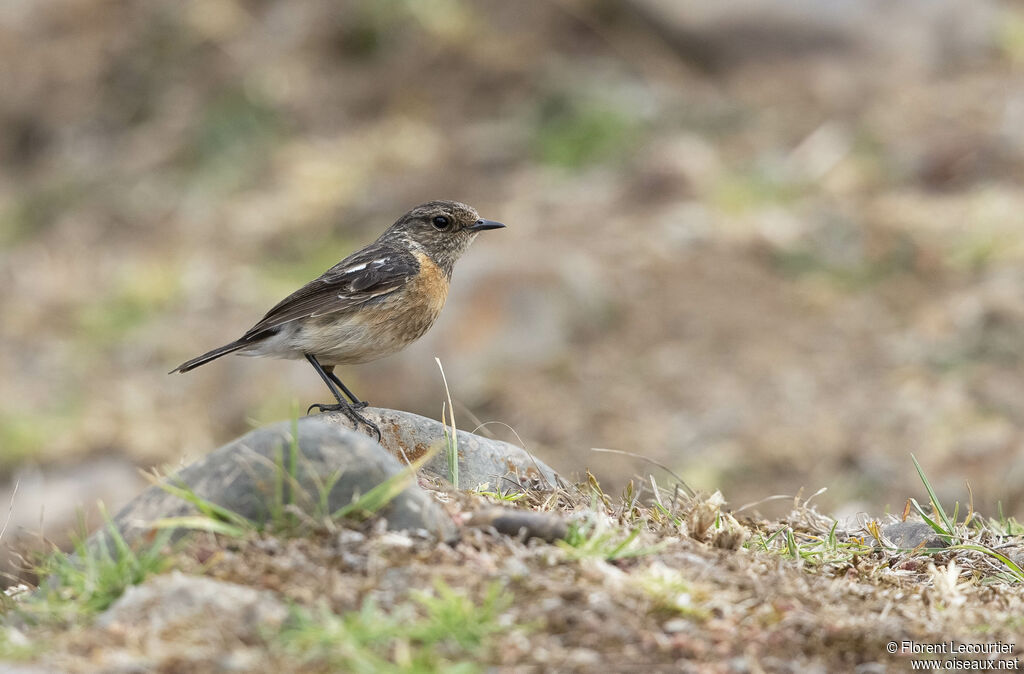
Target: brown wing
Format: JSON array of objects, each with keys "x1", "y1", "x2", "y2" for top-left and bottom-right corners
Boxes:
[{"x1": 240, "y1": 247, "x2": 419, "y2": 339}]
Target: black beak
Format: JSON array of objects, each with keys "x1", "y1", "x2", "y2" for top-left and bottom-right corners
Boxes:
[{"x1": 468, "y1": 219, "x2": 506, "y2": 231}]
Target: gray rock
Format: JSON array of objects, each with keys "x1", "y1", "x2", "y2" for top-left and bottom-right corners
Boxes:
[
  {"x1": 96, "y1": 570, "x2": 287, "y2": 635},
  {"x1": 317, "y1": 407, "x2": 564, "y2": 492},
  {"x1": 92, "y1": 571, "x2": 287, "y2": 671},
  {"x1": 881, "y1": 521, "x2": 949, "y2": 550},
  {"x1": 467, "y1": 507, "x2": 569, "y2": 542},
  {"x1": 1006, "y1": 546, "x2": 1024, "y2": 571},
  {"x1": 93, "y1": 417, "x2": 456, "y2": 550}
]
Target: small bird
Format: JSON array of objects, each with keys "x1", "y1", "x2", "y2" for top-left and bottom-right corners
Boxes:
[{"x1": 171, "y1": 200, "x2": 505, "y2": 439}]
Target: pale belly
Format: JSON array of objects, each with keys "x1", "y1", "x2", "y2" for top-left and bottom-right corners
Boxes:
[{"x1": 239, "y1": 292, "x2": 446, "y2": 365}]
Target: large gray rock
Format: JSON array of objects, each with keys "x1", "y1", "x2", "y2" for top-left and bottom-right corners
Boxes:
[
  {"x1": 94, "y1": 417, "x2": 456, "y2": 549},
  {"x1": 96, "y1": 570, "x2": 287, "y2": 636},
  {"x1": 317, "y1": 407, "x2": 564, "y2": 492}
]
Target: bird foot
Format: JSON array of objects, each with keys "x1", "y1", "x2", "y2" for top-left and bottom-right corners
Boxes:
[{"x1": 307, "y1": 402, "x2": 382, "y2": 442}]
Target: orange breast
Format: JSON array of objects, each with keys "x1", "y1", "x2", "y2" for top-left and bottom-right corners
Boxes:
[
  {"x1": 377, "y1": 250, "x2": 449, "y2": 342},
  {"x1": 410, "y1": 251, "x2": 450, "y2": 316}
]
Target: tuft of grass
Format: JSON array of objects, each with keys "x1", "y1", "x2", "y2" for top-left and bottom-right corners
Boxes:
[
  {"x1": 754, "y1": 522, "x2": 874, "y2": 567},
  {"x1": 633, "y1": 563, "x2": 709, "y2": 620},
  {"x1": 890, "y1": 457, "x2": 1022, "y2": 583},
  {"x1": 472, "y1": 486, "x2": 525, "y2": 503},
  {"x1": 747, "y1": 458, "x2": 1024, "y2": 584},
  {"x1": 560, "y1": 518, "x2": 664, "y2": 562},
  {"x1": 15, "y1": 507, "x2": 173, "y2": 625},
  {"x1": 908, "y1": 453, "x2": 960, "y2": 540},
  {"x1": 985, "y1": 503, "x2": 1024, "y2": 536},
  {"x1": 279, "y1": 601, "x2": 418, "y2": 674},
  {"x1": 277, "y1": 579, "x2": 519, "y2": 673},
  {"x1": 650, "y1": 502, "x2": 682, "y2": 528},
  {"x1": 407, "y1": 580, "x2": 515, "y2": 652}
]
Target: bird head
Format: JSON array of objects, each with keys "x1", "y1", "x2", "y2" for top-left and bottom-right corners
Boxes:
[{"x1": 384, "y1": 200, "x2": 505, "y2": 276}]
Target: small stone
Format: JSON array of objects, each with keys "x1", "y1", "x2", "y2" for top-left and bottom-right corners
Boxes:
[
  {"x1": 881, "y1": 521, "x2": 948, "y2": 549},
  {"x1": 376, "y1": 531, "x2": 415, "y2": 549},
  {"x1": 467, "y1": 507, "x2": 569, "y2": 542},
  {"x1": 501, "y1": 557, "x2": 531, "y2": 579},
  {"x1": 539, "y1": 596, "x2": 564, "y2": 612},
  {"x1": 338, "y1": 529, "x2": 366, "y2": 546},
  {"x1": 565, "y1": 649, "x2": 602, "y2": 666}
]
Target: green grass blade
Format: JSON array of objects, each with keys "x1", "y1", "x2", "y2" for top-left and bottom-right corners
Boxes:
[
  {"x1": 156, "y1": 480, "x2": 257, "y2": 530},
  {"x1": 908, "y1": 498, "x2": 947, "y2": 537},
  {"x1": 607, "y1": 528, "x2": 641, "y2": 559},
  {"x1": 951, "y1": 544, "x2": 1024, "y2": 583},
  {"x1": 910, "y1": 454, "x2": 956, "y2": 536}
]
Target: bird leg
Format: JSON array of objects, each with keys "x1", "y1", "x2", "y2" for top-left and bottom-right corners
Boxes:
[
  {"x1": 304, "y1": 354, "x2": 381, "y2": 441},
  {"x1": 322, "y1": 365, "x2": 368, "y2": 409}
]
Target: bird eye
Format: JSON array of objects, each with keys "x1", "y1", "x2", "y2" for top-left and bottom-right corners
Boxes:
[{"x1": 432, "y1": 215, "x2": 450, "y2": 230}]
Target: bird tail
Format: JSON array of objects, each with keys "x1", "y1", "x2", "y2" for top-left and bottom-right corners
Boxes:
[{"x1": 169, "y1": 339, "x2": 250, "y2": 374}]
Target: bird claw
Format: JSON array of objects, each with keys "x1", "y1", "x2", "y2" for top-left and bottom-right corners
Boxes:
[
  {"x1": 306, "y1": 402, "x2": 381, "y2": 442},
  {"x1": 307, "y1": 400, "x2": 368, "y2": 413}
]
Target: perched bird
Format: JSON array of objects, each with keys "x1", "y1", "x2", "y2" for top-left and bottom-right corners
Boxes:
[{"x1": 171, "y1": 200, "x2": 505, "y2": 439}]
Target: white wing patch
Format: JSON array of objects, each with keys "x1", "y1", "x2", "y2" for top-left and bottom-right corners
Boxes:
[
  {"x1": 333, "y1": 257, "x2": 394, "y2": 301},
  {"x1": 341, "y1": 257, "x2": 389, "y2": 275}
]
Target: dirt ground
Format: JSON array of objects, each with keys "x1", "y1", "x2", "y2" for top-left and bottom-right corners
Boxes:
[{"x1": 2, "y1": 478, "x2": 1021, "y2": 672}]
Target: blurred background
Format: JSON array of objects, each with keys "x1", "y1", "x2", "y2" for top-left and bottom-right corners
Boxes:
[{"x1": 2, "y1": 0, "x2": 1024, "y2": 562}]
